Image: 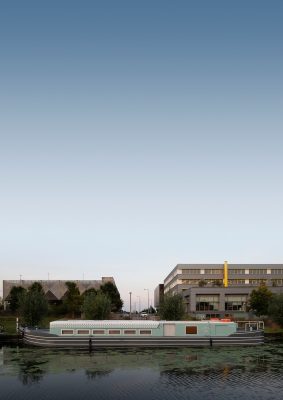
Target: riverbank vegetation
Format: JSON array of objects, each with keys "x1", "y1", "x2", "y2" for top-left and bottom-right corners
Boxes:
[
  {"x1": 249, "y1": 285, "x2": 283, "y2": 327},
  {"x1": 2, "y1": 281, "x2": 123, "y2": 329},
  {"x1": 158, "y1": 293, "x2": 185, "y2": 320}
]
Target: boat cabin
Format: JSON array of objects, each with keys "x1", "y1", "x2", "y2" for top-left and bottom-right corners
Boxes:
[{"x1": 50, "y1": 319, "x2": 238, "y2": 337}]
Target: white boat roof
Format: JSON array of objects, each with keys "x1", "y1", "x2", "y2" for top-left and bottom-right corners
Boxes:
[
  {"x1": 50, "y1": 320, "x2": 161, "y2": 329},
  {"x1": 50, "y1": 320, "x2": 236, "y2": 329}
]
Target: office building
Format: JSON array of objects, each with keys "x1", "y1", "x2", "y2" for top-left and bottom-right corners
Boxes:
[{"x1": 160, "y1": 262, "x2": 283, "y2": 319}]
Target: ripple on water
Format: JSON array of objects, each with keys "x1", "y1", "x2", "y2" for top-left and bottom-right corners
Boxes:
[{"x1": 0, "y1": 343, "x2": 283, "y2": 400}]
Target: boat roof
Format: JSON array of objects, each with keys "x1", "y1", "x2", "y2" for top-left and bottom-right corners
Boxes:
[
  {"x1": 50, "y1": 320, "x2": 160, "y2": 328},
  {"x1": 50, "y1": 320, "x2": 236, "y2": 329}
]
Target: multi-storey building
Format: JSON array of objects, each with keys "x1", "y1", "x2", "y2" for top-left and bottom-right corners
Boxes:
[
  {"x1": 160, "y1": 262, "x2": 283, "y2": 319},
  {"x1": 154, "y1": 284, "x2": 164, "y2": 310}
]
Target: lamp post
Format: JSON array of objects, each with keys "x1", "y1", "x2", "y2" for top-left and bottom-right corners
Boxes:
[
  {"x1": 137, "y1": 296, "x2": 141, "y2": 314},
  {"x1": 129, "y1": 292, "x2": 132, "y2": 319},
  {"x1": 144, "y1": 288, "x2": 149, "y2": 314}
]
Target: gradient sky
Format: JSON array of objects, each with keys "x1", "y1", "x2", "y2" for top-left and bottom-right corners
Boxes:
[{"x1": 0, "y1": 0, "x2": 282, "y2": 309}]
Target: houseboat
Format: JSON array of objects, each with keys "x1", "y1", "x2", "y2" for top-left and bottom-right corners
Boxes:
[{"x1": 22, "y1": 319, "x2": 264, "y2": 348}]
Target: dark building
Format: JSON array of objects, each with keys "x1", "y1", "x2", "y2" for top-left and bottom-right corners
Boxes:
[{"x1": 154, "y1": 284, "x2": 164, "y2": 310}]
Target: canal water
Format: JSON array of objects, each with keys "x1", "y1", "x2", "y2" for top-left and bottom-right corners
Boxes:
[{"x1": 0, "y1": 343, "x2": 283, "y2": 399}]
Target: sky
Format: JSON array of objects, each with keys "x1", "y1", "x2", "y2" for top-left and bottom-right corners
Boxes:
[{"x1": 0, "y1": 0, "x2": 282, "y2": 310}]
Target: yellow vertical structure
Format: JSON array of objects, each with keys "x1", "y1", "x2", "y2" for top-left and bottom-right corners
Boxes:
[{"x1": 223, "y1": 260, "x2": 228, "y2": 287}]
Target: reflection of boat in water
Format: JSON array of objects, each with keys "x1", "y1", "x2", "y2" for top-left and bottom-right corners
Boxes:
[{"x1": 22, "y1": 319, "x2": 264, "y2": 348}]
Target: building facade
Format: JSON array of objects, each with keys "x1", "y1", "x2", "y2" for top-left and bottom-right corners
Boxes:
[
  {"x1": 161, "y1": 262, "x2": 283, "y2": 319},
  {"x1": 154, "y1": 284, "x2": 164, "y2": 310},
  {"x1": 3, "y1": 277, "x2": 116, "y2": 310}
]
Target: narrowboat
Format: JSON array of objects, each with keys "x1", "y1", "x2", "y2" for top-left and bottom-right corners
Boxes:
[{"x1": 22, "y1": 319, "x2": 264, "y2": 348}]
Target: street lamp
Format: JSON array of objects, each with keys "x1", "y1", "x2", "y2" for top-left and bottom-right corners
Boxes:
[
  {"x1": 137, "y1": 296, "x2": 141, "y2": 314},
  {"x1": 144, "y1": 289, "x2": 149, "y2": 314},
  {"x1": 129, "y1": 292, "x2": 132, "y2": 318}
]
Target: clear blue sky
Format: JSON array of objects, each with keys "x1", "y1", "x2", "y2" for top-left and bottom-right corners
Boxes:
[{"x1": 0, "y1": 0, "x2": 282, "y2": 309}]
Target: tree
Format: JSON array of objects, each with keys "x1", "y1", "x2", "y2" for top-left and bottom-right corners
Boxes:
[
  {"x1": 82, "y1": 288, "x2": 97, "y2": 299},
  {"x1": 248, "y1": 284, "x2": 272, "y2": 316},
  {"x1": 159, "y1": 293, "x2": 185, "y2": 320},
  {"x1": 100, "y1": 282, "x2": 123, "y2": 312},
  {"x1": 20, "y1": 283, "x2": 48, "y2": 326},
  {"x1": 90, "y1": 292, "x2": 111, "y2": 320},
  {"x1": 198, "y1": 280, "x2": 207, "y2": 287},
  {"x1": 149, "y1": 305, "x2": 156, "y2": 314},
  {"x1": 268, "y1": 293, "x2": 283, "y2": 327},
  {"x1": 63, "y1": 282, "x2": 82, "y2": 318},
  {"x1": 9, "y1": 286, "x2": 27, "y2": 313},
  {"x1": 82, "y1": 290, "x2": 97, "y2": 319}
]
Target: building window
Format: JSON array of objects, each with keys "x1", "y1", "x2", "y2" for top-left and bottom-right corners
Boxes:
[
  {"x1": 124, "y1": 330, "x2": 136, "y2": 335},
  {"x1": 109, "y1": 330, "x2": 120, "y2": 335},
  {"x1": 225, "y1": 295, "x2": 248, "y2": 311},
  {"x1": 140, "y1": 330, "x2": 152, "y2": 335},
  {"x1": 228, "y1": 279, "x2": 245, "y2": 285},
  {"x1": 271, "y1": 279, "x2": 283, "y2": 286},
  {"x1": 61, "y1": 329, "x2": 74, "y2": 335},
  {"x1": 93, "y1": 330, "x2": 105, "y2": 334},
  {"x1": 250, "y1": 279, "x2": 267, "y2": 285},
  {"x1": 271, "y1": 269, "x2": 283, "y2": 275},
  {"x1": 249, "y1": 269, "x2": 267, "y2": 275},
  {"x1": 196, "y1": 295, "x2": 219, "y2": 311},
  {"x1": 186, "y1": 326, "x2": 198, "y2": 334},
  {"x1": 181, "y1": 279, "x2": 199, "y2": 285},
  {"x1": 77, "y1": 329, "x2": 90, "y2": 335},
  {"x1": 229, "y1": 269, "x2": 245, "y2": 275},
  {"x1": 182, "y1": 269, "x2": 201, "y2": 274},
  {"x1": 204, "y1": 269, "x2": 222, "y2": 274}
]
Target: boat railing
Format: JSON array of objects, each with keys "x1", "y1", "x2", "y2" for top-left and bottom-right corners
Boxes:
[{"x1": 236, "y1": 320, "x2": 264, "y2": 331}]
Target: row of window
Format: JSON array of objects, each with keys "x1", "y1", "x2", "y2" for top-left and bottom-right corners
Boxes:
[
  {"x1": 61, "y1": 329, "x2": 152, "y2": 335},
  {"x1": 182, "y1": 278, "x2": 283, "y2": 285},
  {"x1": 196, "y1": 302, "x2": 247, "y2": 311},
  {"x1": 181, "y1": 269, "x2": 283, "y2": 275},
  {"x1": 195, "y1": 294, "x2": 248, "y2": 312},
  {"x1": 182, "y1": 269, "x2": 222, "y2": 274},
  {"x1": 61, "y1": 327, "x2": 200, "y2": 336}
]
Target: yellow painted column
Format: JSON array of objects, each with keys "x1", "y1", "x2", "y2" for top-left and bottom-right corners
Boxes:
[{"x1": 223, "y1": 260, "x2": 228, "y2": 287}]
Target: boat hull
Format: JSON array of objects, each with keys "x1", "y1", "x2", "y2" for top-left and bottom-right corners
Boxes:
[{"x1": 23, "y1": 330, "x2": 264, "y2": 348}]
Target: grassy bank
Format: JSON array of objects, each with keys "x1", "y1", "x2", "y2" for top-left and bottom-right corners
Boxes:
[
  {"x1": 264, "y1": 326, "x2": 283, "y2": 334},
  {"x1": 0, "y1": 316, "x2": 17, "y2": 334}
]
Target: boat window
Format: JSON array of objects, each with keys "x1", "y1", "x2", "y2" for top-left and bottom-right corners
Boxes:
[
  {"x1": 93, "y1": 330, "x2": 105, "y2": 335},
  {"x1": 109, "y1": 330, "x2": 121, "y2": 334},
  {"x1": 139, "y1": 330, "x2": 152, "y2": 335},
  {"x1": 186, "y1": 326, "x2": 198, "y2": 334},
  {"x1": 124, "y1": 330, "x2": 136, "y2": 334},
  {"x1": 77, "y1": 329, "x2": 90, "y2": 335},
  {"x1": 61, "y1": 329, "x2": 74, "y2": 335}
]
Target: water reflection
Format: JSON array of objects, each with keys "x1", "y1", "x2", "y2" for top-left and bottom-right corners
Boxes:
[
  {"x1": 85, "y1": 369, "x2": 111, "y2": 380},
  {"x1": 0, "y1": 343, "x2": 283, "y2": 399}
]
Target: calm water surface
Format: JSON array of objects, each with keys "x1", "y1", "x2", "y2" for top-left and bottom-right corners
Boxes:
[{"x1": 1, "y1": 343, "x2": 283, "y2": 399}]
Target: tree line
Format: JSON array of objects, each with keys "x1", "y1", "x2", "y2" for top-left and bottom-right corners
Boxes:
[
  {"x1": 249, "y1": 284, "x2": 283, "y2": 326},
  {"x1": 8, "y1": 281, "x2": 123, "y2": 327}
]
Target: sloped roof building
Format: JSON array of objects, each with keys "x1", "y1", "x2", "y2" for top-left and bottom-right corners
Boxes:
[{"x1": 3, "y1": 277, "x2": 116, "y2": 308}]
